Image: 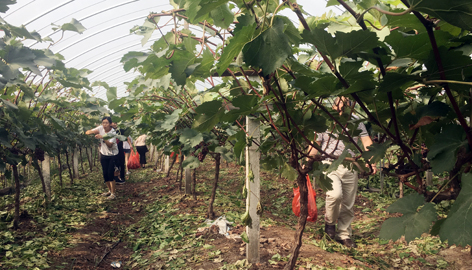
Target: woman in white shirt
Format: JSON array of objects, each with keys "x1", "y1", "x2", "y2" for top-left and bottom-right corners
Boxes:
[
  {"x1": 135, "y1": 134, "x2": 147, "y2": 168},
  {"x1": 123, "y1": 134, "x2": 133, "y2": 175},
  {"x1": 85, "y1": 117, "x2": 119, "y2": 200}
]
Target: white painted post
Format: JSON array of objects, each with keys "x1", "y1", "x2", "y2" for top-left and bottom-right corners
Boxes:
[
  {"x1": 246, "y1": 116, "x2": 260, "y2": 263},
  {"x1": 154, "y1": 147, "x2": 159, "y2": 163},
  {"x1": 165, "y1": 155, "x2": 170, "y2": 173},
  {"x1": 42, "y1": 153, "x2": 51, "y2": 199},
  {"x1": 73, "y1": 147, "x2": 79, "y2": 179},
  {"x1": 149, "y1": 143, "x2": 154, "y2": 162}
]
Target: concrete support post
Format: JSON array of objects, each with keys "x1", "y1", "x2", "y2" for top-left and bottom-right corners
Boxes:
[
  {"x1": 73, "y1": 147, "x2": 79, "y2": 179},
  {"x1": 165, "y1": 155, "x2": 170, "y2": 173},
  {"x1": 153, "y1": 147, "x2": 159, "y2": 164},
  {"x1": 149, "y1": 143, "x2": 154, "y2": 162},
  {"x1": 42, "y1": 154, "x2": 51, "y2": 199},
  {"x1": 246, "y1": 116, "x2": 260, "y2": 263}
]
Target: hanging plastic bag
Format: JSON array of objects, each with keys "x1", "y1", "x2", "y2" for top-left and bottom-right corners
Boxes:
[
  {"x1": 292, "y1": 175, "x2": 318, "y2": 222},
  {"x1": 127, "y1": 149, "x2": 140, "y2": 170}
]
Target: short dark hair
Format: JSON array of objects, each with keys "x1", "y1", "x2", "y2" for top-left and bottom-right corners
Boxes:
[{"x1": 102, "y1": 116, "x2": 112, "y2": 124}]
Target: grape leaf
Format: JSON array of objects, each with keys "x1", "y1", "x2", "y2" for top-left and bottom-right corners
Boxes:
[
  {"x1": 380, "y1": 193, "x2": 436, "y2": 242},
  {"x1": 193, "y1": 100, "x2": 225, "y2": 132},
  {"x1": 169, "y1": 49, "x2": 196, "y2": 86},
  {"x1": 216, "y1": 23, "x2": 256, "y2": 76},
  {"x1": 243, "y1": 18, "x2": 292, "y2": 76},
  {"x1": 427, "y1": 124, "x2": 467, "y2": 174},
  {"x1": 439, "y1": 173, "x2": 472, "y2": 246},
  {"x1": 54, "y1": 19, "x2": 86, "y2": 34},
  {"x1": 362, "y1": 142, "x2": 391, "y2": 165},
  {"x1": 209, "y1": 3, "x2": 233, "y2": 29},
  {"x1": 179, "y1": 128, "x2": 203, "y2": 148},
  {"x1": 409, "y1": 0, "x2": 472, "y2": 31},
  {"x1": 182, "y1": 155, "x2": 200, "y2": 169},
  {"x1": 162, "y1": 109, "x2": 182, "y2": 131}
]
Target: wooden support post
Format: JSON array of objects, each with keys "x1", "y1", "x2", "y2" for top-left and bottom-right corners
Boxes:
[
  {"x1": 42, "y1": 153, "x2": 51, "y2": 200},
  {"x1": 73, "y1": 147, "x2": 79, "y2": 179},
  {"x1": 246, "y1": 116, "x2": 260, "y2": 263}
]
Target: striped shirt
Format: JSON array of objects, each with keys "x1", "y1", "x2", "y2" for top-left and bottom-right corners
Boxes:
[{"x1": 316, "y1": 122, "x2": 368, "y2": 158}]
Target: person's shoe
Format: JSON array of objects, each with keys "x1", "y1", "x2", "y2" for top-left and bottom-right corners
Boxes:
[
  {"x1": 325, "y1": 224, "x2": 336, "y2": 239},
  {"x1": 101, "y1": 191, "x2": 111, "y2": 197},
  {"x1": 107, "y1": 193, "x2": 116, "y2": 200},
  {"x1": 116, "y1": 179, "x2": 125, "y2": 185},
  {"x1": 337, "y1": 238, "x2": 357, "y2": 248}
]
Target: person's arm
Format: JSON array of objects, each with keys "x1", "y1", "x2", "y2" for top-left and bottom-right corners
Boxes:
[
  {"x1": 127, "y1": 137, "x2": 132, "y2": 147},
  {"x1": 103, "y1": 138, "x2": 115, "y2": 148},
  {"x1": 85, "y1": 128, "x2": 99, "y2": 135},
  {"x1": 360, "y1": 135, "x2": 378, "y2": 174},
  {"x1": 307, "y1": 140, "x2": 321, "y2": 159},
  {"x1": 87, "y1": 127, "x2": 115, "y2": 148},
  {"x1": 102, "y1": 130, "x2": 117, "y2": 148}
]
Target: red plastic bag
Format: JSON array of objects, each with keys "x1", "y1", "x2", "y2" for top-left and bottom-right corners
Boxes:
[
  {"x1": 292, "y1": 175, "x2": 318, "y2": 222},
  {"x1": 170, "y1": 152, "x2": 179, "y2": 163},
  {"x1": 127, "y1": 149, "x2": 140, "y2": 170}
]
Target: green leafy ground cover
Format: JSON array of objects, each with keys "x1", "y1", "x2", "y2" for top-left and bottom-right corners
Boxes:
[{"x1": 1, "y1": 159, "x2": 471, "y2": 269}]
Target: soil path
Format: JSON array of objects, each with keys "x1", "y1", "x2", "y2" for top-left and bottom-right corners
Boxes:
[
  {"x1": 47, "y1": 164, "x2": 472, "y2": 270},
  {"x1": 49, "y1": 177, "x2": 160, "y2": 270}
]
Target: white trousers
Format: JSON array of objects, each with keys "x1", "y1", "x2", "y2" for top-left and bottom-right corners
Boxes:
[{"x1": 324, "y1": 163, "x2": 358, "y2": 240}]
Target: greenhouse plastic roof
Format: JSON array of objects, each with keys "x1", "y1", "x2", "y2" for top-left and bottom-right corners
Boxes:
[{"x1": 3, "y1": 0, "x2": 336, "y2": 101}]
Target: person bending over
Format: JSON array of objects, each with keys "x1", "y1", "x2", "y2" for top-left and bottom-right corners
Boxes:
[
  {"x1": 86, "y1": 117, "x2": 119, "y2": 200},
  {"x1": 308, "y1": 97, "x2": 377, "y2": 248}
]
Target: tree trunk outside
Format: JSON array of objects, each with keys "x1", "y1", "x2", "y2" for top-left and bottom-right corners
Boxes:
[
  {"x1": 32, "y1": 158, "x2": 47, "y2": 196},
  {"x1": 284, "y1": 145, "x2": 315, "y2": 270},
  {"x1": 79, "y1": 147, "x2": 85, "y2": 175},
  {"x1": 166, "y1": 155, "x2": 177, "y2": 178},
  {"x1": 57, "y1": 152, "x2": 63, "y2": 188},
  {"x1": 285, "y1": 170, "x2": 309, "y2": 270},
  {"x1": 178, "y1": 154, "x2": 184, "y2": 190},
  {"x1": 12, "y1": 164, "x2": 20, "y2": 229},
  {"x1": 192, "y1": 168, "x2": 197, "y2": 200},
  {"x1": 208, "y1": 153, "x2": 220, "y2": 219},
  {"x1": 154, "y1": 151, "x2": 162, "y2": 171},
  {"x1": 94, "y1": 147, "x2": 98, "y2": 167},
  {"x1": 176, "y1": 157, "x2": 182, "y2": 186},
  {"x1": 65, "y1": 150, "x2": 74, "y2": 185},
  {"x1": 87, "y1": 147, "x2": 93, "y2": 172}
]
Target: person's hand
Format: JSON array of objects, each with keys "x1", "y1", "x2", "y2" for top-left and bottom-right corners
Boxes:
[
  {"x1": 95, "y1": 134, "x2": 103, "y2": 139},
  {"x1": 366, "y1": 163, "x2": 378, "y2": 175}
]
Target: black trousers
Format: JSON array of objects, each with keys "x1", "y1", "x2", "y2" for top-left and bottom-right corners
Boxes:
[
  {"x1": 100, "y1": 155, "x2": 117, "y2": 183},
  {"x1": 136, "y1": 146, "x2": 147, "y2": 165},
  {"x1": 117, "y1": 152, "x2": 125, "y2": 179}
]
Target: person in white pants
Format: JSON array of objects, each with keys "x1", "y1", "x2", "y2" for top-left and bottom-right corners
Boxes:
[{"x1": 309, "y1": 97, "x2": 377, "y2": 248}]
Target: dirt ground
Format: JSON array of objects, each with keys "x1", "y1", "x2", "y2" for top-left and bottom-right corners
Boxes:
[{"x1": 40, "y1": 160, "x2": 472, "y2": 270}]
